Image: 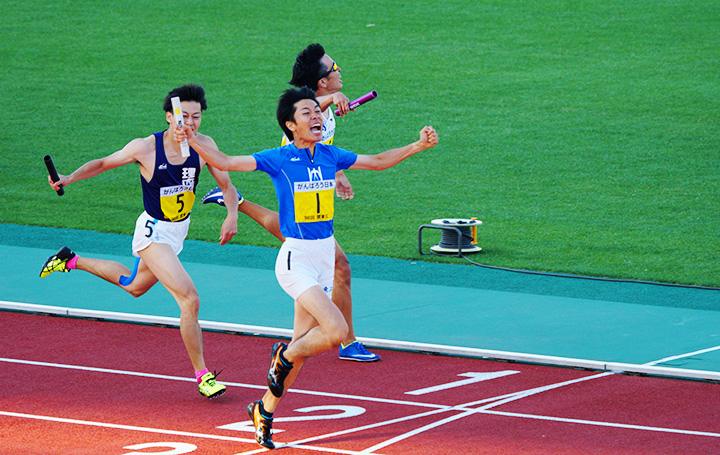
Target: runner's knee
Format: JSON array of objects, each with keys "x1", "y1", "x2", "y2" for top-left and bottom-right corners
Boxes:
[
  {"x1": 126, "y1": 286, "x2": 148, "y2": 298},
  {"x1": 327, "y1": 320, "x2": 349, "y2": 347},
  {"x1": 121, "y1": 271, "x2": 154, "y2": 298},
  {"x1": 177, "y1": 291, "x2": 201, "y2": 317}
]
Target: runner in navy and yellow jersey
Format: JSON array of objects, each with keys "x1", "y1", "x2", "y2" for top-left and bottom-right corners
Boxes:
[{"x1": 40, "y1": 84, "x2": 238, "y2": 399}]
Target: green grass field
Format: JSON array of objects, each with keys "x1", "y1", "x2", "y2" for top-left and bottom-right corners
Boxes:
[{"x1": 2, "y1": 1, "x2": 718, "y2": 287}]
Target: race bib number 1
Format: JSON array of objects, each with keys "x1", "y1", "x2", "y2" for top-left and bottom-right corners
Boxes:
[
  {"x1": 294, "y1": 180, "x2": 335, "y2": 223},
  {"x1": 160, "y1": 185, "x2": 195, "y2": 221}
]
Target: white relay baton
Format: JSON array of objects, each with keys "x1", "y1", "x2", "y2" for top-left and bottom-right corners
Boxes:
[{"x1": 171, "y1": 96, "x2": 190, "y2": 157}]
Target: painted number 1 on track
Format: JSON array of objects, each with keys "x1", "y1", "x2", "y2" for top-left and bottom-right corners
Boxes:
[{"x1": 405, "y1": 371, "x2": 520, "y2": 395}]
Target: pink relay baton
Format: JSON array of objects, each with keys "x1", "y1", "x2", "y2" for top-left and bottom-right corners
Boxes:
[{"x1": 335, "y1": 90, "x2": 378, "y2": 116}]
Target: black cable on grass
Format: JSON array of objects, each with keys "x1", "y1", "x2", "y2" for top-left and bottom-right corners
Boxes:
[
  {"x1": 458, "y1": 255, "x2": 720, "y2": 291},
  {"x1": 418, "y1": 223, "x2": 720, "y2": 291}
]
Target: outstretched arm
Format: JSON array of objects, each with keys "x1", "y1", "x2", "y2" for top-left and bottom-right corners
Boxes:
[
  {"x1": 178, "y1": 125, "x2": 257, "y2": 172},
  {"x1": 350, "y1": 126, "x2": 438, "y2": 171},
  {"x1": 46, "y1": 137, "x2": 147, "y2": 192}
]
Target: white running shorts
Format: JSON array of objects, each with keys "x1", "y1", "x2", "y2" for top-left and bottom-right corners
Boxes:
[
  {"x1": 275, "y1": 236, "x2": 335, "y2": 300},
  {"x1": 131, "y1": 211, "x2": 190, "y2": 257}
]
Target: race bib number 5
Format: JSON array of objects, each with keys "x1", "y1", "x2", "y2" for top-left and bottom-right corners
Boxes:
[
  {"x1": 294, "y1": 180, "x2": 335, "y2": 223},
  {"x1": 160, "y1": 185, "x2": 195, "y2": 221}
]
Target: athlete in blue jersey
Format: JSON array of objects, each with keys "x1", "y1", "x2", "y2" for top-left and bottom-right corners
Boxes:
[
  {"x1": 177, "y1": 86, "x2": 438, "y2": 449},
  {"x1": 202, "y1": 43, "x2": 381, "y2": 363},
  {"x1": 40, "y1": 84, "x2": 239, "y2": 399}
]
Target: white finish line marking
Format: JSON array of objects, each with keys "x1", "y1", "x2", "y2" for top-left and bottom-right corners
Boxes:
[
  {"x1": 3, "y1": 355, "x2": 718, "y2": 454},
  {"x1": 405, "y1": 371, "x2": 520, "y2": 395}
]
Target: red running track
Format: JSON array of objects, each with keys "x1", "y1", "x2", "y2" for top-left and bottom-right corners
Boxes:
[{"x1": 1, "y1": 311, "x2": 719, "y2": 454}]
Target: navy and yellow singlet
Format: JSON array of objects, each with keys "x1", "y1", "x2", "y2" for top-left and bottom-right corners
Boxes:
[{"x1": 141, "y1": 131, "x2": 201, "y2": 222}]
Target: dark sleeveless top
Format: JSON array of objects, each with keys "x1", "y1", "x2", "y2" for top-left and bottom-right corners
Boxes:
[{"x1": 141, "y1": 131, "x2": 201, "y2": 222}]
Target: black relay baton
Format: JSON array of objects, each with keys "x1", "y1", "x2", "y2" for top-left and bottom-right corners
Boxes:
[{"x1": 44, "y1": 155, "x2": 64, "y2": 196}]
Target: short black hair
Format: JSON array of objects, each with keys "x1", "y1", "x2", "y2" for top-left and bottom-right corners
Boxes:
[
  {"x1": 277, "y1": 86, "x2": 319, "y2": 141},
  {"x1": 163, "y1": 84, "x2": 207, "y2": 113},
  {"x1": 289, "y1": 43, "x2": 327, "y2": 91}
]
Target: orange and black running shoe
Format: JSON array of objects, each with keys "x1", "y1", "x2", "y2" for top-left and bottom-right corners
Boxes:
[
  {"x1": 267, "y1": 342, "x2": 293, "y2": 398},
  {"x1": 246, "y1": 400, "x2": 275, "y2": 449}
]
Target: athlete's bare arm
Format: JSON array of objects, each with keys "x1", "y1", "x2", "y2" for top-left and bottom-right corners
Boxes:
[
  {"x1": 47, "y1": 135, "x2": 156, "y2": 192},
  {"x1": 197, "y1": 133, "x2": 239, "y2": 245}
]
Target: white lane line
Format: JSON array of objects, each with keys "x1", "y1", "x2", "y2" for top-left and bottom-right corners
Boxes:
[
  {"x1": 644, "y1": 345, "x2": 720, "y2": 366},
  {"x1": 476, "y1": 372, "x2": 615, "y2": 410},
  {"x1": 248, "y1": 407, "x2": 454, "y2": 455},
  {"x1": 0, "y1": 411, "x2": 385, "y2": 455},
  {"x1": 0, "y1": 357, "x2": 447, "y2": 411},
  {"x1": 0, "y1": 411, "x2": 253, "y2": 442},
  {"x1": 481, "y1": 409, "x2": 720, "y2": 438},
  {"x1": 357, "y1": 408, "x2": 475, "y2": 454}
]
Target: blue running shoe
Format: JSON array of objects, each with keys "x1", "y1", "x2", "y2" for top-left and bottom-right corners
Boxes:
[
  {"x1": 201, "y1": 187, "x2": 243, "y2": 207},
  {"x1": 339, "y1": 341, "x2": 380, "y2": 362}
]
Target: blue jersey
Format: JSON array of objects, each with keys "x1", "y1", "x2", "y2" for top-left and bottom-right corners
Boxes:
[
  {"x1": 141, "y1": 131, "x2": 201, "y2": 222},
  {"x1": 253, "y1": 143, "x2": 357, "y2": 240}
]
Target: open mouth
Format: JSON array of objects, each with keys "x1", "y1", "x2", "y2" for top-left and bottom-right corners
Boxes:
[{"x1": 310, "y1": 123, "x2": 322, "y2": 134}]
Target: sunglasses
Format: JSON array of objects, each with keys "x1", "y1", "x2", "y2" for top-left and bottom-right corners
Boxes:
[{"x1": 321, "y1": 61, "x2": 338, "y2": 78}]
